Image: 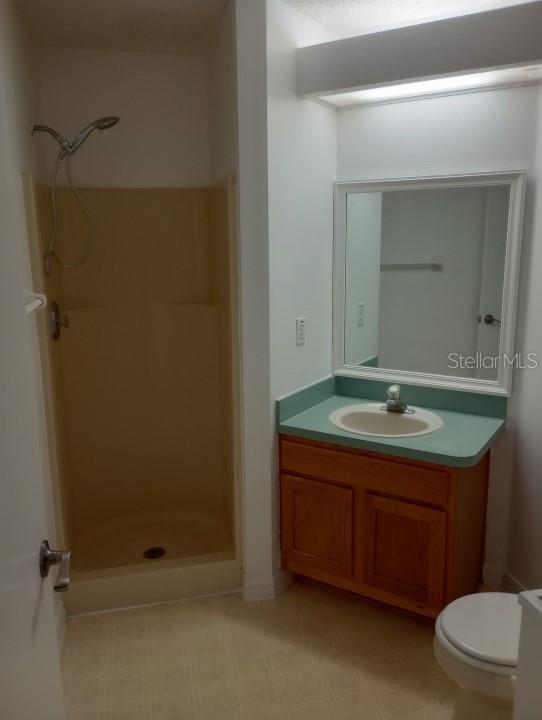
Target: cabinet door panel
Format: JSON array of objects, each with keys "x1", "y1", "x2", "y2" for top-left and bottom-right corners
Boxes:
[
  {"x1": 363, "y1": 494, "x2": 446, "y2": 608},
  {"x1": 281, "y1": 474, "x2": 354, "y2": 579}
]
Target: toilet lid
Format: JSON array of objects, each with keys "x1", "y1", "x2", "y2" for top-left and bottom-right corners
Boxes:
[{"x1": 440, "y1": 593, "x2": 521, "y2": 667}]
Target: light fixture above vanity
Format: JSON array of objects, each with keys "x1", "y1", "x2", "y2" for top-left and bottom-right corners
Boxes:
[
  {"x1": 319, "y1": 64, "x2": 542, "y2": 107},
  {"x1": 297, "y1": 2, "x2": 542, "y2": 108}
]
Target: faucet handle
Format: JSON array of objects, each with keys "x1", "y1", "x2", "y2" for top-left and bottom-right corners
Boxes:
[{"x1": 387, "y1": 384, "x2": 401, "y2": 401}]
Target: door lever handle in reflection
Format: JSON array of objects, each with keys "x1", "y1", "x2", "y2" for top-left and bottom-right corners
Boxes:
[{"x1": 478, "y1": 313, "x2": 501, "y2": 326}]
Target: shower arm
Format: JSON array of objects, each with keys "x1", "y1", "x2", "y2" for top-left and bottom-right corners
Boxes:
[{"x1": 31, "y1": 125, "x2": 71, "y2": 153}]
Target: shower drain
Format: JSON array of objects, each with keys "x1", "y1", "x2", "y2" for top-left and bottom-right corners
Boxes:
[{"x1": 143, "y1": 546, "x2": 167, "y2": 560}]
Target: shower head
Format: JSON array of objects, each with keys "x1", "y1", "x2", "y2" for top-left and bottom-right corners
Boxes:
[
  {"x1": 69, "y1": 116, "x2": 120, "y2": 154},
  {"x1": 98, "y1": 116, "x2": 120, "y2": 129},
  {"x1": 32, "y1": 115, "x2": 120, "y2": 275},
  {"x1": 32, "y1": 116, "x2": 120, "y2": 155}
]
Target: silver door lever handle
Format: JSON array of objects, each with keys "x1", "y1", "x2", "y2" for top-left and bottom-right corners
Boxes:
[{"x1": 39, "y1": 540, "x2": 71, "y2": 592}]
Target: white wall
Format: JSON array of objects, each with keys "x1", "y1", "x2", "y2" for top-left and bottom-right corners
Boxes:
[
  {"x1": 35, "y1": 49, "x2": 210, "y2": 187},
  {"x1": 338, "y1": 85, "x2": 542, "y2": 586},
  {"x1": 267, "y1": 0, "x2": 337, "y2": 400},
  {"x1": 345, "y1": 192, "x2": 381, "y2": 365},
  {"x1": 208, "y1": 1, "x2": 237, "y2": 184},
  {"x1": 507, "y1": 88, "x2": 542, "y2": 589},
  {"x1": 338, "y1": 88, "x2": 539, "y2": 181},
  {"x1": 266, "y1": 0, "x2": 337, "y2": 593},
  {"x1": 234, "y1": 0, "x2": 337, "y2": 598},
  {"x1": 235, "y1": 0, "x2": 276, "y2": 598}
]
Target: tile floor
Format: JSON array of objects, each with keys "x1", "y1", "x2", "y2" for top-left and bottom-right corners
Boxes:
[{"x1": 62, "y1": 582, "x2": 457, "y2": 720}]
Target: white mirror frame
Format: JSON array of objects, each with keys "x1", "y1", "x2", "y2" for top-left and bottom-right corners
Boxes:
[{"x1": 333, "y1": 171, "x2": 526, "y2": 396}]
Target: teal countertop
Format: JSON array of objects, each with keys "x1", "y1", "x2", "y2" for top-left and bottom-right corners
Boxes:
[{"x1": 278, "y1": 393, "x2": 505, "y2": 468}]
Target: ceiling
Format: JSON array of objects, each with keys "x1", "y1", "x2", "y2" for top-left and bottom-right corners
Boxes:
[
  {"x1": 284, "y1": 0, "x2": 537, "y2": 39},
  {"x1": 16, "y1": 0, "x2": 538, "y2": 55},
  {"x1": 16, "y1": 0, "x2": 228, "y2": 54}
]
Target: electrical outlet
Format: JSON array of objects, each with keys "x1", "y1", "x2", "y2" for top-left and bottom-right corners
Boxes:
[
  {"x1": 357, "y1": 302, "x2": 365, "y2": 327},
  {"x1": 296, "y1": 317, "x2": 306, "y2": 346}
]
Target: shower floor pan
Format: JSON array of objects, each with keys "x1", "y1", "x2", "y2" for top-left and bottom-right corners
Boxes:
[
  {"x1": 73, "y1": 510, "x2": 232, "y2": 572},
  {"x1": 65, "y1": 510, "x2": 241, "y2": 614}
]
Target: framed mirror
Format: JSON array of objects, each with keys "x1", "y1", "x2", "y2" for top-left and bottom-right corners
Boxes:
[{"x1": 333, "y1": 171, "x2": 525, "y2": 396}]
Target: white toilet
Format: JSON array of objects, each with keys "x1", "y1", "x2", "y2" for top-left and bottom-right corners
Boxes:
[{"x1": 433, "y1": 592, "x2": 521, "y2": 720}]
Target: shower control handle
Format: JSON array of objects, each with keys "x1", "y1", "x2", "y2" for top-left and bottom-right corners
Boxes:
[
  {"x1": 39, "y1": 540, "x2": 71, "y2": 592},
  {"x1": 49, "y1": 301, "x2": 69, "y2": 341}
]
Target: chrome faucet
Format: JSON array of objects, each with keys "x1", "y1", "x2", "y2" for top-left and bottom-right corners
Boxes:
[{"x1": 384, "y1": 384, "x2": 410, "y2": 414}]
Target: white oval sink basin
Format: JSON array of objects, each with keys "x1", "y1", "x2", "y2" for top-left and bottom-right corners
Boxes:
[{"x1": 329, "y1": 403, "x2": 443, "y2": 438}]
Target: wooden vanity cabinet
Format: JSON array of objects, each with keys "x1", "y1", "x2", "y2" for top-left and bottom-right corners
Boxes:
[{"x1": 279, "y1": 435, "x2": 489, "y2": 619}]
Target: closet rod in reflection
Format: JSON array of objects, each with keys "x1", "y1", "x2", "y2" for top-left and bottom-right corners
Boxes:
[{"x1": 380, "y1": 262, "x2": 442, "y2": 271}]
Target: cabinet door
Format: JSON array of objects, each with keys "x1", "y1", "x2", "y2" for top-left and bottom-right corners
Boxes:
[
  {"x1": 362, "y1": 494, "x2": 446, "y2": 609},
  {"x1": 281, "y1": 474, "x2": 354, "y2": 579}
]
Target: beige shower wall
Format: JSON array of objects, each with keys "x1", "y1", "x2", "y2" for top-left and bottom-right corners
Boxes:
[{"x1": 31, "y1": 183, "x2": 235, "y2": 564}]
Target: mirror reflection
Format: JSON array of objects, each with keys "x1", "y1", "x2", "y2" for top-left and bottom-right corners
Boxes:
[{"x1": 344, "y1": 185, "x2": 510, "y2": 380}]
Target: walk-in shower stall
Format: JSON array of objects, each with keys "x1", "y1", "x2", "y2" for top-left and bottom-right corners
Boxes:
[{"x1": 22, "y1": 3, "x2": 240, "y2": 613}]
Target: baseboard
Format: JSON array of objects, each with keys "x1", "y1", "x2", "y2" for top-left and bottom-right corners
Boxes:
[
  {"x1": 502, "y1": 571, "x2": 528, "y2": 593},
  {"x1": 242, "y1": 576, "x2": 276, "y2": 601},
  {"x1": 242, "y1": 570, "x2": 293, "y2": 601},
  {"x1": 273, "y1": 569, "x2": 293, "y2": 595},
  {"x1": 484, "y1": 563, "x2": 529, "y2": 593}
]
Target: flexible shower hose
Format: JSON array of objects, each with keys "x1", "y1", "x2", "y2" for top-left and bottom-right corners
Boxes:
[{"x1": 44, "y1": 150, "x2": 94, "y2": 275}]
